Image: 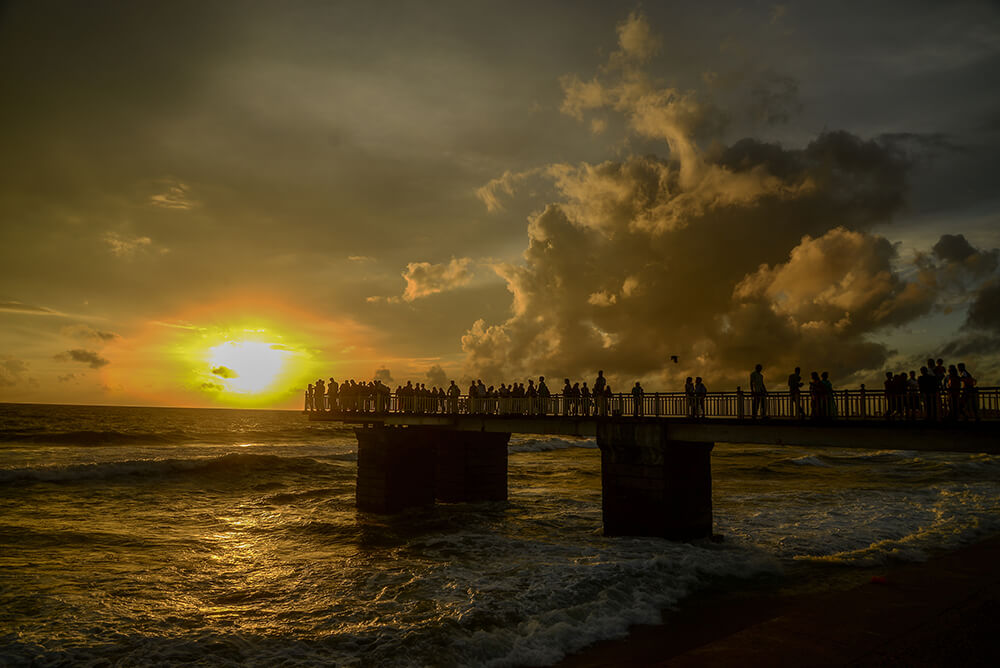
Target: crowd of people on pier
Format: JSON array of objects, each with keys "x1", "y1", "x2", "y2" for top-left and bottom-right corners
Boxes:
[
  {"x1": 304, "y1": 372, "x2": 631, "y2": 417},
  {"x1": 303, "y1": 357, "x2": 984, "y2": 422}
]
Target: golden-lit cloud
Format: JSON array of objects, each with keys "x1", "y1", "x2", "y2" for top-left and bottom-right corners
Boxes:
[
  {"x1": 401, "y1": 258, "x2": 474, "y2": 301},
  {"x1": 104, "y1": 232, "x2": 166, "y2": 259},
  {"x1": 461, "y1": 12, "x2": 958, "y2": 389},
  {"x1": 0, "y1": 301, "x2": 61, "y2": 316},
  {"x1": 149, "y1": 180, "x2": 197, "y2": 210}
]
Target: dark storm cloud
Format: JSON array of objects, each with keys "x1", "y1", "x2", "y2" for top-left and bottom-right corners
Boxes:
[
  {"x1": 747, "y1": 72, "x2": 802, "y2": 126},
  {"x1": 55, "y1": 349, "x2": 110, "y2": 369},
  {"x1": 965, "y1": 280, "x2": 1000, "y2": 333},
  {"x1": 210, "y1": 366, "x2": 238, "y2": 379},
  {"x1": 933, "y1": 234, "x2": 999, "y2": 276}
]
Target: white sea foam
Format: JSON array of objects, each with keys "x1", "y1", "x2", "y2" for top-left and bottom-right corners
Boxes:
[{"x1": 785, "y1": 454, "x2": 833, "y2": 467}]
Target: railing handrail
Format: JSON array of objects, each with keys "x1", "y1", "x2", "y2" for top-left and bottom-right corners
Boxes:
[{"x1": 306, "y1": 386, "x2": 999, "y2": 422}]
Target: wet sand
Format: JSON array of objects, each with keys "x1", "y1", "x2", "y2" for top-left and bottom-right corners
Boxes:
[{"x1": 558, "y1": 535, "x2": 1000, "y2": 667}]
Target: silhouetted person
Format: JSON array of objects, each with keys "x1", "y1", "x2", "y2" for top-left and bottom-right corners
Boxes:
[
  {"x1": 561, "y1": 378, "x2": 572, "y2": 416},
  {"x1": 958, "y1": 362, "x2": 979, "y2": 421},
  {"x1": 525, "y1": 379, "x2": 537, "y2": 414},
  {"x1": 538, "y1": 376, "x2": 550, "y2": 415},
  {"x1": 631, "y1": 381, "x2": 643, "y2": 417},
  {"x1": 821, "y1": 372, "x2": 836, "y2": 418},
  {"x1": 314, "y1": 379, "x2": 326, "y2": 411},
  {"x1": 917, "y1": 367, "x2": 938, "y2": 421},
  {"x1": 750, "y1": 364, "x2": 767, "y2": 418},
  {"x1": 906, "y1": 371, "x2": 919, "y2": 420},
  {"x1": 884, "y1": 371, "x2": 899, "y2": 419},
  {"x1": 581, "y1": 382, "x2": 591, "y2": 416},
  {"x1": 787, "y1": 367, "x2": 804, "y2": 418},
  {"x1": 328, "y1": 378, "x2": 339, "y2": 412},
  {"x1": 694, "y1": 377, "x2": 707, "y2": 417},
  {"x1": 594, "y1": 370, "x2": 607, "y2": 417},
  {"x1": 684, "y1": 377, "x2": 695, "y2": 417},
  {"x1": 946, "y1": 365, "x2": 962, "y2": 420},
  {"x1": 305, "y1": 384, "x2": 314, "y2": 411},
  {"x1": 809, "y1": 372, "x2": 824, "y2": 419}
]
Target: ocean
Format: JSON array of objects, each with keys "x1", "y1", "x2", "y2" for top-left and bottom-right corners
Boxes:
[{"x1": 2, "y1": 403, "x2": 999, "y2": 667}]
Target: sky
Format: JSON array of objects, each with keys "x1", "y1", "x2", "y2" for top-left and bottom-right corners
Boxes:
[{"x1": 2, "y1": 0, "x2": 999, "y2": 409}]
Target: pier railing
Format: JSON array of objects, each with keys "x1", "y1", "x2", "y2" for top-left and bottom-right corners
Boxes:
[{"x1": 309, "y1": 387, "x2": 999, "y2": 421}]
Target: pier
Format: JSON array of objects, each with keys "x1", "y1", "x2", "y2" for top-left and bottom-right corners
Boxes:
[{"x1": 308, "y1": 388, "x2": 1000, "y2": 540}]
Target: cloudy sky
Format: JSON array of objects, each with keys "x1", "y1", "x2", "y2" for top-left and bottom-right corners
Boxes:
[{"x1": 2, "y1": 0, "x2": 999, "y2": 408}]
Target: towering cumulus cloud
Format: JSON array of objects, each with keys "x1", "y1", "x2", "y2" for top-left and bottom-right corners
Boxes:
[{"x1": 463, "y1": 12, "x2": 949, "y2": 388}]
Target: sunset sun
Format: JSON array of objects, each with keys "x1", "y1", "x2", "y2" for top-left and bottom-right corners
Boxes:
[{"x1": 206, "y1": 340, "x2": 289, "y2": 395}]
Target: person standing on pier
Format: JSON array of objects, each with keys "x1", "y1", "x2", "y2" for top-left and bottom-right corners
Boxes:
[
  {"x1": 958, "y1": 362, "x2": 980, "y2": 421},
  {"x1": 581, "y1": 382, "x2": 591, "y2": 416},
  {"x1": 788, "y1": 367, "x2": 804, "y2": 418},
  {"x1": 631, "y1": 381, "x2": 644, "y2": 417},
  {"x1": 305, "y1": 384, "x2": 313, "y2": 412},
  {"x1": 684, "y1": 377, "x2": 695, "y2": 417},
  {"x1": 526, "y1": 379, "x2": 538, "y2": 414},
  {"x1": 594, "y1": 371, "x2": 607, "y2": 417},
  {"x1": 694, "y1": 377, "x2": 707, "y2": 417},
  {"x1": 326, "y1": 378, "x2": 340, "y2": 412},
  {"x1": 314, "y1": 379, "x2": 326, "y2": 411},
  {"x1": 918, "y1": 367, "x2": 939, "y2": 421},
  {"x1": 538, "y1": 376, "x2": 550, "y2": 416},
  {"x1": 750, "y1": 364, "x2": 767, "y2": 419},
  {"x1": 821, "y1": 372, "x2": 837, "y2": 418}
]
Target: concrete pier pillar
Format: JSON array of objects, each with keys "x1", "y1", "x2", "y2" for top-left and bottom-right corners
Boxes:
[
  {"x1": 354, "y1": 426, "x2": 510, "y2": 513},
  {"x1": 597, "y1": 423, "x2": 714, "y2": 540},
  {"x1": 355, "y1": 426, "x2": 437, "y2": 513},
  {"x1": 435, "y1": 431, "x2": 509, "y2": 503}
]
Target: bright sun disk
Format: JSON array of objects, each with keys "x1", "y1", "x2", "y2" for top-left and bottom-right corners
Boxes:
[{"x1": 207, "y1": 340, "x2": 289, "y2": 394}]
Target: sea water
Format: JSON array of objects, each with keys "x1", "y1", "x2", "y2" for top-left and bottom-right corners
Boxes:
[{"x1": 1, "y1": 403, "x2": 999, "y2": 666}]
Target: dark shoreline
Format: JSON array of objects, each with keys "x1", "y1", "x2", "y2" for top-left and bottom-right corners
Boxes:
[{"x1": 557, "y1": 535, "x2": 1000, "y2": 667}]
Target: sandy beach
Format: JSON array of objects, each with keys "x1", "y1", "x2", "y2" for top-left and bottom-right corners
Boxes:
[{"x1": 559, "y1": 535, "x2": 1000, "y2": 667}]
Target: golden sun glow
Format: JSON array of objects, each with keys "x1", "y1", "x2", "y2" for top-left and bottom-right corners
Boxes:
[
  {"x1": 206, "y1": 340, "x2": 290, "y2": 395},
  {"x1": 98, "y1": 296, "x2": 382, "y2": 408}
]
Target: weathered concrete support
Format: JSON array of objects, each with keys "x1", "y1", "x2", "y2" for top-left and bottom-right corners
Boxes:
[
  {"x1": 597, "y1": 422, "x2": 714, "y2": 540},
  {"x1": 354, "y1": 425, "x2": 509, "y2": 513},
  {"x1": 355, "y1": 426, "x2": 437, "y2": 513},
  {"x1": 435, "y1": 431, "x2": 510, "y2": 503}
]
